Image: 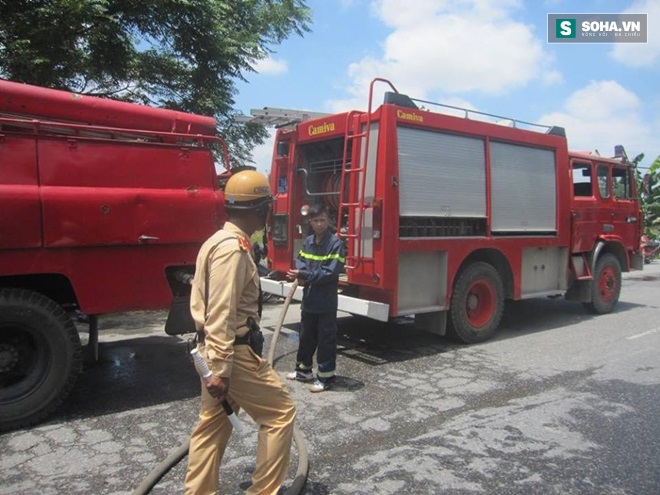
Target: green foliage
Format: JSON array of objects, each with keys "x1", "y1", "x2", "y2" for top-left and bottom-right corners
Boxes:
[
  {"x1": 642, "y1": 155, "x2": 660, "y2": 238},
  {"x1": 0, "y1": 0, "x2": 311, "y2": 164},
  {"x1": 632, "y1": 152, "x2": 660, "y2": 239}
]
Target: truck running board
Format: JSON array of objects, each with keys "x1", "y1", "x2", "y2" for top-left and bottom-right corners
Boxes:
[{"x1": 260, "y1": 278, "x2": 390, "y2": 322}]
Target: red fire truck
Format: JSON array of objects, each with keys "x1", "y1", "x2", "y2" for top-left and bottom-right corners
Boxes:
[
  {"x1": 260, "y1": 78, "x2": 644, "y2": 342},
  {"x1": 0, "y1": 80, "x2": 229, "y2": 430}
]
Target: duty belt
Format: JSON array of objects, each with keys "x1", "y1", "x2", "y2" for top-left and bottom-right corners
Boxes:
[{"x1": 196, "y1": 327, "x2": 249, "y2": 345}]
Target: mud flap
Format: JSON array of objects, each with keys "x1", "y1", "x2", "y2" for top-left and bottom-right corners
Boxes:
[
  {"x1": 165, "y1": 295, "x2": 197, "y2": 335},
  {"x1": 564, "y1": 279, "x2": 592, "y2": 302},
  {"x1": 414, "y1": 310, "x2": 447, "y2": 335},
  {"x1": 630, "y1": 252, "x2": 644, "y2": 271}
]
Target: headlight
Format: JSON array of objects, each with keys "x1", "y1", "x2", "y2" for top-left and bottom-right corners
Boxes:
[{"x1": 272, "y1": 214, "x2": 288, "y2": 245}]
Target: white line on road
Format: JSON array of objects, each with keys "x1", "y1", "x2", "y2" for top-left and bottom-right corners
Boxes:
[{"x1": 626, "y1": 328, "x2": 660, "y2": 340}]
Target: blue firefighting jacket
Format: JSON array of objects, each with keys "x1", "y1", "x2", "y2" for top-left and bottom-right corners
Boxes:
[{"x1": 295, "y1": 230, "x2": 346, "y2": 313}]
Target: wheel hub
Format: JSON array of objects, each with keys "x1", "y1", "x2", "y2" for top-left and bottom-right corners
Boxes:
[
  {"x1": 599, "y1": 266, "x2": 617, "y2": 302},
  {"x1": 466, "y1": 280, "x2": 496, "y2": 328},
  {"x1": 0, "y1": 343, "x2": 19, "y2": 373}
]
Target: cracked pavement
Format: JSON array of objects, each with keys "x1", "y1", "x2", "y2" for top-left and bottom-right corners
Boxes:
[{"x1": 2, "y1": 265, "x2": 660, "y2": 494}]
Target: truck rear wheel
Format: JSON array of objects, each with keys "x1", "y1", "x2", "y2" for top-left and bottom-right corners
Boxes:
[
  {"x1": 450, "y1": 262, "x2": 504, "y2": 344},
  {"x1": 0, "y1": 289, "x2": 82, "y2": 431},
  {"x1": 583, "y1": 253, "x2": 621, "y2": 314}
]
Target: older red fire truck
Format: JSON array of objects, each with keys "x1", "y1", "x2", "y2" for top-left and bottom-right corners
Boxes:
[
  {"x1": 260, "y1": 78, "x2": 643, "y2": 342},
  {"x1": 0, "y1": 80, "x2": 229, "y2": 430}
]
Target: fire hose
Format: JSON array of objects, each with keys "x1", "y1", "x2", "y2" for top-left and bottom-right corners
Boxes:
[{"x1": 132, "y1": 280, "x2": 308, "y2": 494}]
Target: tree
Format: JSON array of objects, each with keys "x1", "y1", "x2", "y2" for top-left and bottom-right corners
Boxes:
[
  {"x1": 629, "y1": 150, "x2": 660, "y2": 239},
  {"x1": 641, "y1": 155, "x2": 660, "y2": 238},
  {"x1": 0, "y1": 0, "x2": 311, "y2": 164}
]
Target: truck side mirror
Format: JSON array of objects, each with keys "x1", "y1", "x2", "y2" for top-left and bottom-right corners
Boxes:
[{"x1": 277, "y1": 141, "x2": 289, "y2": 157}]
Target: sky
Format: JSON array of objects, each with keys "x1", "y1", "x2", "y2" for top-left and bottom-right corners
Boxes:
[{"x1": 234, "y1": 0, "x2": 658, "y2": 173}]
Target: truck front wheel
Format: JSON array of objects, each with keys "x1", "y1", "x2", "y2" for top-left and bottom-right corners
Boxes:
[
  {"x1": 583, "y1": 253, "x2": 621, "y2": 314},
  {"x1": 0, "y1": 289, "x2": 82, "y2": 431},
  {"x1": 450, "y1": 262, "x2": 504, "y2": 344}
]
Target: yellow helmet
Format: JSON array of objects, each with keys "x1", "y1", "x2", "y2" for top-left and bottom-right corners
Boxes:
[{"x1": 224, "y1": 170, "x2": 273, "y2": 210}]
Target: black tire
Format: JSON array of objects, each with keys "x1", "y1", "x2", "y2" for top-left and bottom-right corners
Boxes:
[
  {"x1": 583, "y1": 253, "x2": 621, "y2": 314},
  {"x1": 449, "y1": 262, "x2": 504, "y2": 344},
  {"x1": 0, "y1": 289, "x2": 82, "y2": 431}
]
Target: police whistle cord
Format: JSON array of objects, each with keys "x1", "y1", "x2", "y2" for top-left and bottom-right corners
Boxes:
[{"x1": 132, "y1": 279, "x2": 308, "y2": 495}]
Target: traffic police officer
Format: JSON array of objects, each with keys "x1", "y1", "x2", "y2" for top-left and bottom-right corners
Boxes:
[{"x1": 184, "y1": 170, "x2": 296, "y2": 495}]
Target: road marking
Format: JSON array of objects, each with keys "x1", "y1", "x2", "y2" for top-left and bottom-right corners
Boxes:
[{"x1": 626, "y1": 328, "x2": 659, "y2": 340}]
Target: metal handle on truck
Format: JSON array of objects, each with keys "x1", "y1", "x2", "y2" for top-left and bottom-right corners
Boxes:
[{"x1": 138, "y1": 235, "x2": 160, "y2": 243}]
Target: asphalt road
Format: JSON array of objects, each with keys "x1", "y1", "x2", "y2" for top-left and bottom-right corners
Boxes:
[{"x1": 1, "y1": 263, "x2": 659, "y2": 495}]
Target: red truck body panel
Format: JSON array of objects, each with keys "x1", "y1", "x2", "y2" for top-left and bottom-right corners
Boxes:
[
  {"x1": 0, "y1": 79, "x2": 227, "y2": 314},
  {"x1": 0, "y1": 79, "x2": 216, "y2": 135}
]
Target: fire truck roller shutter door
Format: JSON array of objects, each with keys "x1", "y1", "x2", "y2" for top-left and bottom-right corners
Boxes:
[
  {"x1": 396, "y1": 127, "x2": 486, "y2": 218},
  {"x1": 490, "y1": 142, "x2": 556, "y2": 234}
]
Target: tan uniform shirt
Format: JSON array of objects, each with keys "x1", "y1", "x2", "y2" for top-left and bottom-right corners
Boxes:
[{"x1": 190, "y1": 222, "x2": 260, "y2": 377}]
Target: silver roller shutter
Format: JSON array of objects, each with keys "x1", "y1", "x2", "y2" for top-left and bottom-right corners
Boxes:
[
  {"x1": 490, "y1": 142, "x2": 556, "y2": 233},
  {"x1": 397, "y1": 126, "x2": 486, "y2": 218}
]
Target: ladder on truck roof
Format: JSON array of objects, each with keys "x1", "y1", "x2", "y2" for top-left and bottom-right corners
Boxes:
[{"x1": 235, "y1": 107, "x2": 329, "y2": 128}]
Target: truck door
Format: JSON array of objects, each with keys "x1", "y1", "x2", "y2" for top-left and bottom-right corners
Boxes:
[
  {"x1": 610, "y1": 164, "x2": 640, "y2": 252},
  {"x1": 593, "y1": 162, "x2": 638, "y2": 253},
  {"x1": 592, "y1": 162, "x2": 620, "y2": 243},
  {"x1": 0, "y1": 133, "x2": 42, "y2": 249},
  {"x1": 570, "y1": 160, "x2": 598, "y2": 252}
]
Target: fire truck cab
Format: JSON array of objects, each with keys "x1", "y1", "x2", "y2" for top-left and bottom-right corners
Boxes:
[{"x1": 260, "y1": 78, "x2": 643, "y2": 343}]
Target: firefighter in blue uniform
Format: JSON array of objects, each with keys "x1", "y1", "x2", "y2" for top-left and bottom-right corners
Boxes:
[{"x1": 286, "y1": 203, "x2": 345, "y2": 392}]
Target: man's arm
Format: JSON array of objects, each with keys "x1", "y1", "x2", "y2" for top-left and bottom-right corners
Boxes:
[
  {"x1": 204, "y1": 246, "x2": 248, "y2": 377},
  {"x1": 287, "y1": 237, "x2": 310, "y2": 281},
  {"x1": 294, "y1": 240, "x2": 307, "y2": 271}
]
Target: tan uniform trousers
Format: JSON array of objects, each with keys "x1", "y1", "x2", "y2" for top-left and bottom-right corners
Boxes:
[{"x1": 184, "y1": 345, "x2": 296, "y2": 495}]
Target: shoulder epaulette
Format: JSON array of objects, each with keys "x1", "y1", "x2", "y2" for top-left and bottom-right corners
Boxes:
[{"x1": 237, "y1": 235, "x2": 252, "y2": 252}]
